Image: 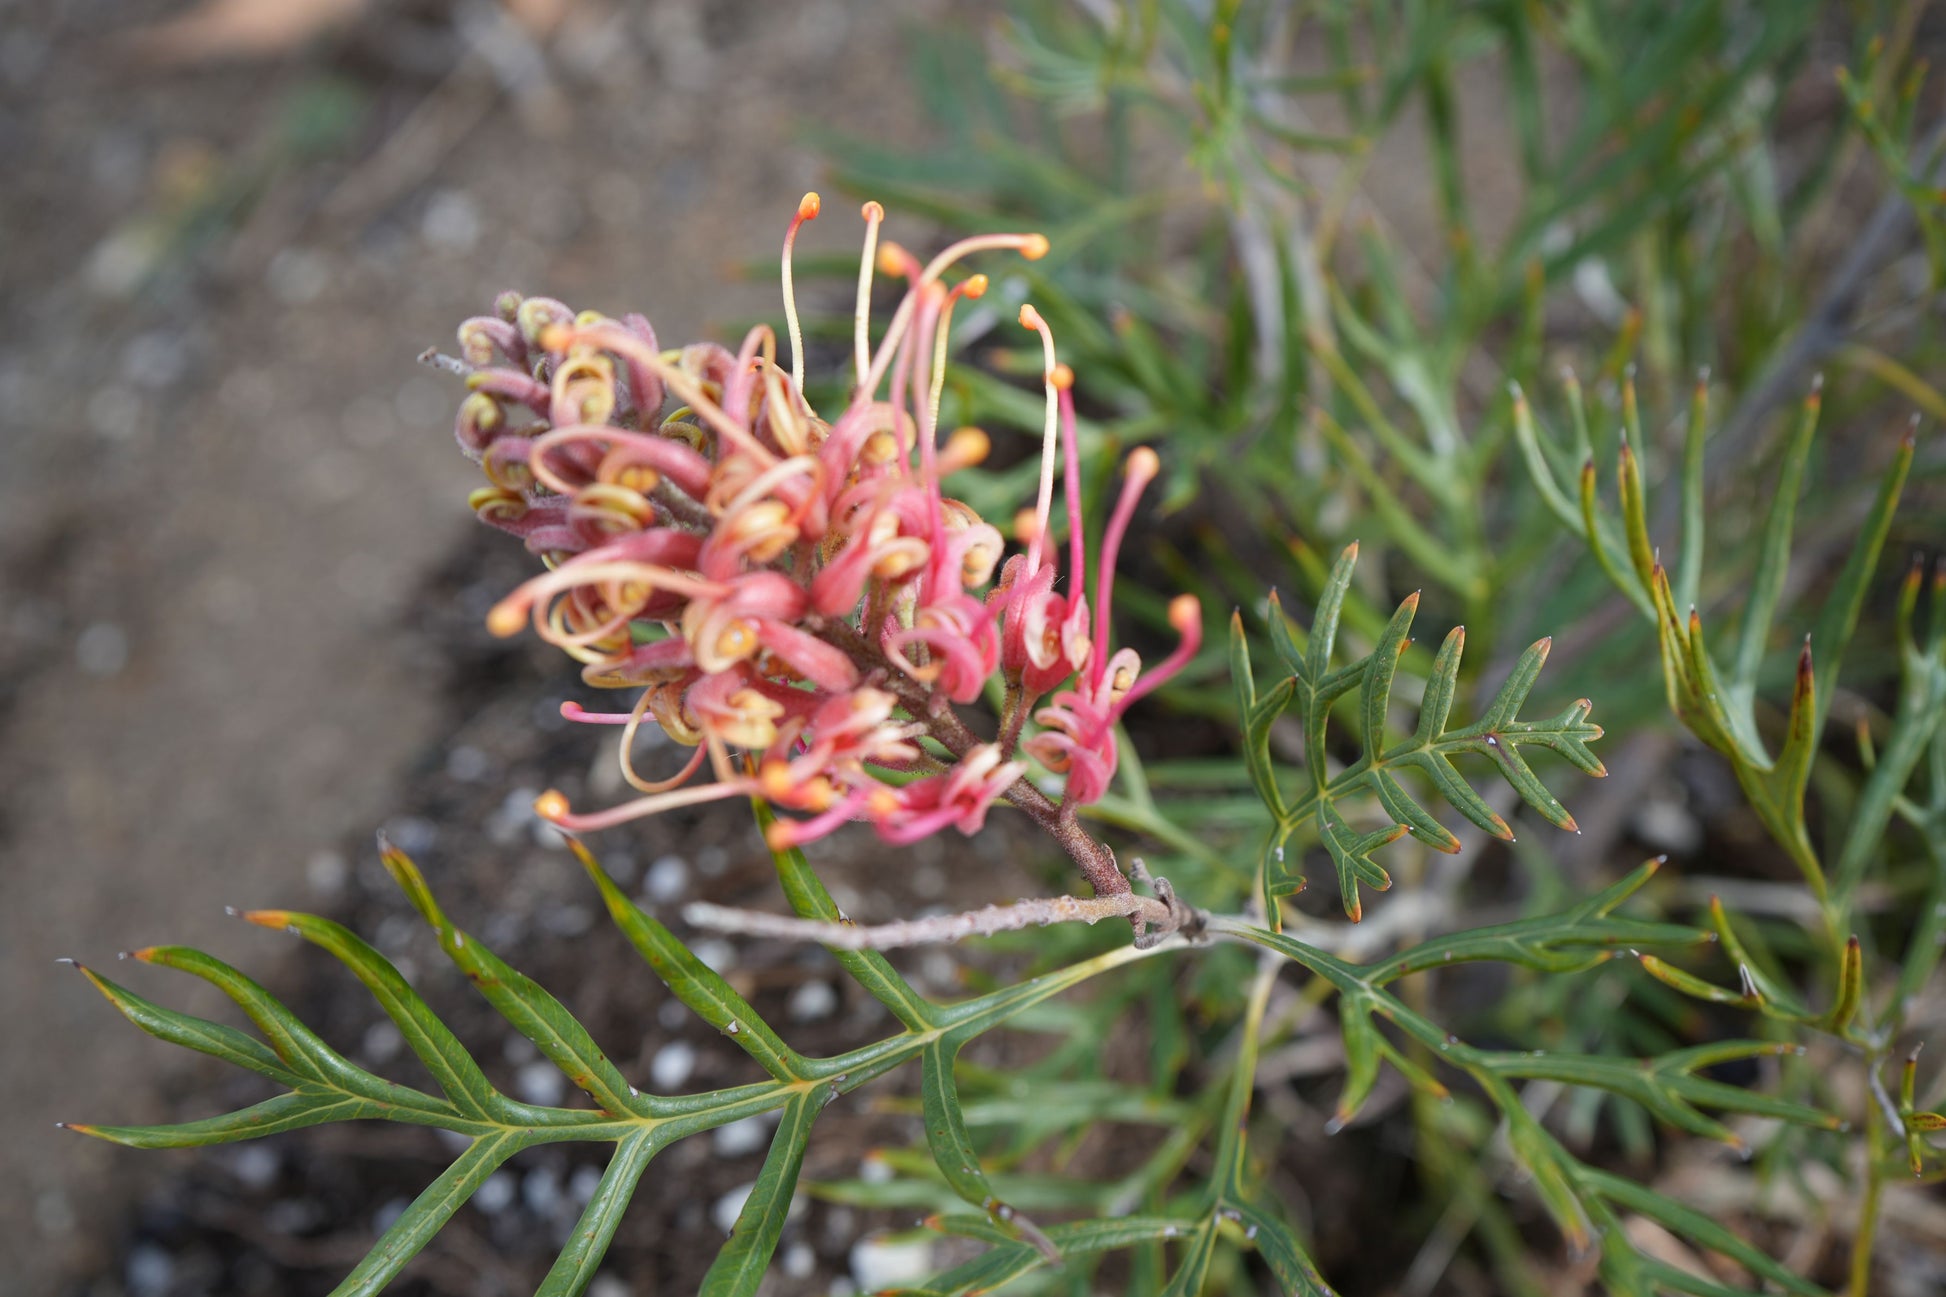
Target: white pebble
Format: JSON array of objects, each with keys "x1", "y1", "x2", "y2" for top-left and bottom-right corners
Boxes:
[
  {"x1": 788, "y1": 980, "x2": 839, "y2": 1023},
  {"x1": 474, "y1": 1172, "x2": 516, "y2": 1214},
  {"x1": 643, "y1": 855, "x2": 690, "y2": 902},
  {"x1": 75, "y1": 622, "x2": 128, "y2": 677},
  {"x1": 649, "y1": 1041, "x2": 696, "y2": 1092},
  {"x1": 587, "y1": 1279, "x2": 630, "y2": 1297},
  {"x1": 127, "y1": 1241, "x2": 176, "y2": 1295},
  {"x1": 713, "y1": 1182, "x2": 755, "y2": 1233},
  {"x1": 227, "y1": 1144, "x2": 279, "y2": 1190},
  {"x1": 306, "y1": 850, "x2": 348, "y2": 896},
  {"x1": 569, "y1": 1164, "x2": 603, "y2": 1205},
  {"x1": 712, "y1": 1113, "x2": 773, "y2": 1158},
  {"x1": 691, "y1": 938, "x2": 736, "y2": 974},
  {"x1": 362, "y1": 1021, "x2": 403, "y2": 1065},
  {"x1": 849, "y1": 1236, "x2": 933, "y2": 1289},
  {"x1": 783, "y1": 1241, "x2": 816, "y2": 1279},
  {"x1": 523, "y1": 1166, "x2": 563, "y2": 1216},
  {"x1": 515, "y1": 1061, "x2": 566, "y2": 1107}
]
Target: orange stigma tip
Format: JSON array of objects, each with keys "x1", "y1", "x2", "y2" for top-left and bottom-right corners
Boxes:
[
  {"x1": 1020, "y1": 233, "x2": 1050, "y2": 260},
  {"x1": 961, "y1": 273, "x2": 989, "y2": 299},
  {"x1": 876, "y1": 243, "x2": 908, "y2": 275},
  {"x1": 1018, "y1": 303, "x2": 1045, "y2": 330},
  {"x1": 1013, "y1": 507, "x2": 1042, "y2": 542},
  {"x1": 798, "y1": 192, "x2": 822, "y2": 220},
  {"x1": 1126, "y1": 447, "x2": 1161, "y2": 480},
  {"x1": 945, "y1": 426, "x2": 990, "y2": 465},
  {"x1": 536, "y1": 323, "x2": 571, "y2": 351},
  {"x1": 758, "y1": 765, "x2": 793, "y2": 799},
  {"x1": 764, "y1": 822, "x2": 793, "y2": 850},
  {"x1": 534, "y1": 789, "x2": 571, "y2": 821},
  {"x1": 861, "y1": 200, "x2": 884, "y2": 222},
  {"x1": 485, "y1": 601, "x2": 526, "y2": 638},
  {"x1": 1050, "y1": 363, "x2": 1074, "y2": 390},
  {"x1": 1167, "y1": 594, "x2": 1201, "y2": 629}
]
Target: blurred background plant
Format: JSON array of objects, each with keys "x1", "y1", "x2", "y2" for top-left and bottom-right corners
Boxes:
[{"x1": 17, "y1": 0, "x2": 1946, "y2": 1295}]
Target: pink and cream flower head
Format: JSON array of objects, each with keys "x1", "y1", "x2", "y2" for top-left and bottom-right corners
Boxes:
[{"x1": 433, "y1": 196, "x2": 1199, "y2": 889}]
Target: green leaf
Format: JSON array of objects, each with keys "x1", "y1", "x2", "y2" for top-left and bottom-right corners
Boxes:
[
  {"x1": 535, "y1": 1129, "x2": 659, "y2": 1296},
  {"x1": 330, "y1": 1133, "x2": 522, "y2": 1296},
  {"x1": 755, "y1": 802, "x2": 935, "y2": 1031},
  {"x1": 379, "y1": 841, "x2": 644, "y2": 1116},
  {"x1": 65, "y1": 1090, "x2": 376, "y2": 1150},
  {"x1": 237, "y1": 908, "x2": 499, "y2": 1119},
  {"x1": 1159, "y1": 1215, "x2": 1220, "y2": 1297},
  {"x1": 918, "y1": 1037, "x2": 1058, "y2": 1261},
  {"x1": 1579, "y1": 1166, "x2": 1826, "y2": 1297},
  {"x1": 1306, "y1": 541, "x2": 1361, "y2": 684},
  {"x1": 1730, "y1": 384, "x2": 1821, "y2": 697},
  {"x1": 572, "y1": 838, "x2": 804, "y2": 1082},
  {"x1": 700, "y1": 1087, "x2": 828, "y2": 1295},
  {"x1": 1224, "y1": 1198, "x2": 1337, "y2": 1296},
  {"x1": 66, "y1": 961, "x2": 299, "y2": 1087}
]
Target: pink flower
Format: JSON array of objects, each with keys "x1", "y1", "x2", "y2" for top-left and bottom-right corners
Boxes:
[{"x1": 433, "y1": 193, "x2": 1189, "y2": 865}]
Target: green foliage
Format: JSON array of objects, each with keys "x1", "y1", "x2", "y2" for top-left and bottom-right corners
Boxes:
[
  {"x1": 66, "y1": 835, "x2": 1167, "y2": 1294},
  {"x1": 1517, "y1": 377, "x2": 1919, "y2": 904},
  {"x1": 1232, "y1": 540, "x2": 1605, "y2": 919}
]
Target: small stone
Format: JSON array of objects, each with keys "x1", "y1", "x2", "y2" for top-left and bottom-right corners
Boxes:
[
  {"x1": 361, "y1": 1021, "x2": 403, "y2": 1064},
  {"x1": 522, "y1": 1166, "x2": 563, "y2": 1216},
  {"x1": 75, "y1": 622, "x2": 129, "y2": 677},
  {"x1": 849, "y1": 1236, "x2": 932, "y2": 1289},
  {"x1": 422, "y1": 189, "x2": 483, "y2": 251},
  {"x1": 788, "y1": 980, "x2": 839, "y2": 1023},
  {"x1": 125, "y1": 1244, "x2": 174, "y2": 1297},
  {"x1": 691, "y1": 938, "x2": 736, "y2": 974},
  {"x1": 713, "y1": 1182, "x2": 755, "y2": 1234},
  {"x1": 306, "y1": 850, "x2": 348, "y2": 896},
  {"x1": 783, "y1": 1241, "x2": 816, "y2": 1279},
  {"x1": 515, "y1": 1061, "x2": 566, "y2": 1107},
  {"x1": 587, "y1": 1279, "x2": 630, "y2": 1297},
  {"x1": 642, "y1": 854, "x2": 689, "y2": 902},
  {"x1": 445, "y1": 746, "x2": 491, "y2": 782},
  {"x1": 372, "y1": 1197, "x2": 410, "y2": 1233},
  {"x1": 649, "y1": 1041, "x2": 696, "y2": 1092},
  {"x1": 569, "y1": 1164, "x2": 603, "y2": 1205},
  {"x1": 474, "y1": 1172, "x2": 516, "y2": 1215},
  {"x1": 712, "y1": 1113, "x2": 772, "y2": 1157}
]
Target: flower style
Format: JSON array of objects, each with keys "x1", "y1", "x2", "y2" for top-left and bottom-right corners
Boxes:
[{"x1": 433, "y1": 195, "x2": 1200, "y2": 897}]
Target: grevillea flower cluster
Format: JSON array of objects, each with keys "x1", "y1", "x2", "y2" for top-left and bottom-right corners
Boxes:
[{"x1": 434, "y1": 195, "x2": 1199, "y2": 897}]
